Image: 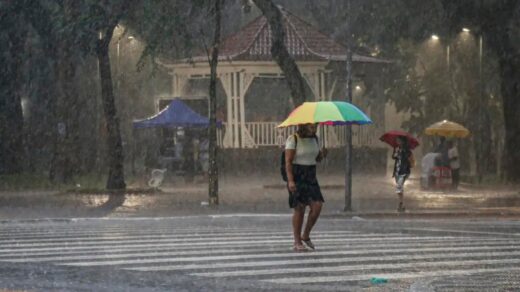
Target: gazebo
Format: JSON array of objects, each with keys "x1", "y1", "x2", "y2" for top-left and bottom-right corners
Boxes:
[{"x1": 159, "y1": 8, "x2": 390, "y2": 149}]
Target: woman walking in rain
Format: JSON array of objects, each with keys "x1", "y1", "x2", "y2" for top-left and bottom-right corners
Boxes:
[
  {"x1": 285, "y1": 123, "x2": 327, "y2": 252},
  {"x1": 392, "y1": 136, "x2": 413, "y2": 212}
]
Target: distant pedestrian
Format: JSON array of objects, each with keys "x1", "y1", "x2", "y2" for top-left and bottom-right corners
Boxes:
[
  {"x1": 199, "y1": 138, "x2": 209, "y2": 174},
  {"x1": 285, "y1": 123, "x2": 327, "y2": 252},
  {"x1": 435, "y1": 137, "x2": 450, "y2": 167},
  {"x1": 420, "y1": 152, "x2": 440, "y2": 189},
  {"x1": 448, "y1": 140, "x2": 460, "y2": 190},
  {"x1": 392, "y1": 136, "x2": 414, "y2": 212},
  {"x1": 183, "y1": 131, "x2": 195, "y2": 183}
]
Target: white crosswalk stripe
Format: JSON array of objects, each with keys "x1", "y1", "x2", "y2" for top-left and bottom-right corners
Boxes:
[{"x1": 1, "y1": 222, "x2": 519, "y2": 288}]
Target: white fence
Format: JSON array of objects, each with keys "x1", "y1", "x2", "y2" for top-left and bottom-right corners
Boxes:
[{"x1": 217, "y1": 122, "x2": 381, "y2": 148}]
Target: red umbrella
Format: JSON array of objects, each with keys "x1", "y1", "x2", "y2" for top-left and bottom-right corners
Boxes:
[{"x1": 380, "y1": 130, "x2": 420, "y2": 149}]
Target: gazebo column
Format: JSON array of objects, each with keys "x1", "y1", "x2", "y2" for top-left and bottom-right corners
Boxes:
[
  {"x1": 303, "y1": 70, "x2": 329, "y2": 101},
  {"x1": 314, "y1": 71, "x2": 326, "y2": 145},
  {"x1": 304, "y1": 70, "x2": 340, "y2": 147},
  {"x1": 221, "y1": 71, "x2": 256, "y2": 148},
  {"x1": 172, "y1": 73, "x2": 188, "y2": 97},
  {"x1": 325, "y1": 73, "x2": 340, "y2": 147},
  {"x1": 231, "y1": 73, "x2": 239, "y2": 148},
  {"x1": 221, "y1": 73, "x2": 235, "y2": 148},
  {"x1": 317, "y1": 70, "x2": 326, "y2": 101},
  {"x1": 302, "y1": 71, "x2": 319, "y2": 101},
  {"x1": 239, "y1": 71, "x2": 256, "y2": 148}
]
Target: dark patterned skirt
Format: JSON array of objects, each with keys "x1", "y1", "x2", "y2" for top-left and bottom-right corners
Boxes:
[{"x1": 288, "y1": 164, "x2": 324, "y2": 208}]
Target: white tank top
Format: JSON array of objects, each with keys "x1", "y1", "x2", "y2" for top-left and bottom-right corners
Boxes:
[{"x1": 285, "y1": 135, "x2": 319, "y2": 166}]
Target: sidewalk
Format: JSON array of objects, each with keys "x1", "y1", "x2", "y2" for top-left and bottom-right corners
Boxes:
[{"x1": 0, "y1": 173, "x2": 519, "y2": 219}]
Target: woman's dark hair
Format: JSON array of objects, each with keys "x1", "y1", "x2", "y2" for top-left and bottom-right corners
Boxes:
[
  {"x1": 296, "y1": 124, "x2": 317, "y2": 138},
  {"x1": 398, "y1": 136, "x2": 409, "y2": 150}
]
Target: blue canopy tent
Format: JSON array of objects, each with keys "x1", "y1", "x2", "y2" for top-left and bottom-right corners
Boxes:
[
  {"x1": 133, "y1": 99, "x2": 217, "y2": 129},
  {"x1": 133, "y1": 99, "x2": 218, "y2": 179}
]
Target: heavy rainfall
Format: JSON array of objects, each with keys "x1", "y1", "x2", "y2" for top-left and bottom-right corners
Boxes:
[{"x1": 1, "y1": 0, "x2": 520, "y2": 291}]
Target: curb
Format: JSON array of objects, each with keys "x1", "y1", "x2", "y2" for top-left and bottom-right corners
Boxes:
[{"x1": 328, "y1": 210, "x2": 520, "y2": 219}]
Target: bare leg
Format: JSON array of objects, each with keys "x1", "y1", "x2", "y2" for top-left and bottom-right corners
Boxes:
[
  {"x1": 302, "y1": 201, "x2": 322, "y2": 240},
  {"x1": 292, "y1": 205, "x2": 306, "y2": 245},
  {"x1": 396, "y1": 175, "x2": 406, "y2": 212}
]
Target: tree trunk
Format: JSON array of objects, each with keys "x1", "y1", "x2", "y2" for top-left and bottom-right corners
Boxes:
[
  {"x1": 208, "y1": 0, "x2": 222, "y2": 206},
  {"x1": 252, "y1": 0, "x2": 308, "y2": 106},
  {"x1": 0, "y1": 11, "x2": 26, "y2": 175},
  {"x1": 499, "y1": 53, "x2": 520, "y2": 183},
  {"x1": 97, "y1": 28, "x2": 126, "y2": 190}
]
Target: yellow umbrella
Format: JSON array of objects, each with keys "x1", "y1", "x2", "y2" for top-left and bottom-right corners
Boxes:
[{"x1": 425, "y1": 120, "x2": 470, "y2": 138}]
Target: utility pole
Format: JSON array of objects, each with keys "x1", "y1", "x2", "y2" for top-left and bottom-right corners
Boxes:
[
  {"x1": 478, "y1": 34, "x2": 483, "y2": 183},
  {"x1": 208, "y1": 0, "x2": 222, "y2": 206},
  {"x1": 344, "y1": 0, "x2": 353, "y2": 212}
]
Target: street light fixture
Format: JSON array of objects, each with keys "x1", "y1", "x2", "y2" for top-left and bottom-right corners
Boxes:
[
  {"x1": 462, "y1": 28, "x2": 471, "y2": 32},
  {"x1": 428, "y1": 34, "x2": 450, "y2": 66}
]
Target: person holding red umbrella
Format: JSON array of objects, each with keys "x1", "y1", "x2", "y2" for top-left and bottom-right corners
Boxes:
[
  {"x1": 380, "y1": 131, "x2": 418, "y2": 212},
  {"x1": 392, "y1": 136, "x2": 415, "y2": 212},
  {"x1": 380, "y1": 130, "x2": 420, "y2": 150}
]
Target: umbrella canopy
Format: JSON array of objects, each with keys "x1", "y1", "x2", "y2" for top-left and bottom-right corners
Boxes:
[
  {"x1": 380, "y1": 130, "x2": 420, "y2": 149},
  {"x1": 425, "y1": 120, "x2": 470, "y2": 138},
  {"x1": 277, "y1": 101, "x2": 372, "y2": 128}
]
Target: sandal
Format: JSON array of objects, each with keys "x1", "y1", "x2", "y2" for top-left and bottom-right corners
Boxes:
[
  {"x1": 293, "y1": 243, "x2": 308, "y2": 252},
  {"x1": 302, "y1": 238, "x2": 315, "y2": 250}
]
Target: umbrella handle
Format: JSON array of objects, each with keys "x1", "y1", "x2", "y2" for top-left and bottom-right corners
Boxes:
[{"x1": 319, "y1": 126, "x2": 328, "y2": 165}]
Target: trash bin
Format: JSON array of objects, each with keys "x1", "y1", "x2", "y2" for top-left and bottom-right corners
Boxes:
[{"x1": 421, "y1": 152, "x2": 440, "y2": 189}]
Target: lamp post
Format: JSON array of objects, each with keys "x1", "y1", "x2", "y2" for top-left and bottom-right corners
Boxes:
[
  {"x1": 344, "y1": 0, "x2": 353, "y2": 212},
  {"x1": 462, "y1": 27, "x2": 484, "y2": 183},
  {"x1": 427, "y1": 29, "x2": 485, "y2": 181},
  {"x1": 478, "y1": 32, "x2": 484, "y2": 183}
]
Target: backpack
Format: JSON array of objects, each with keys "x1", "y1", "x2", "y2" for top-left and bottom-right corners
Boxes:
[
  {"x1": 280, "y1": 134, "x2": 318, "y2": 181},
  {"x1": 409, "y1": 152, "x2": 416, "y2": 168},
  {"x1": 280, "y1": 134, "x2": 297, "y2": 182}
]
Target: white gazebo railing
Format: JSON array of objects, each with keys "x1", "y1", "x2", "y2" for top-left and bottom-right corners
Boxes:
[
  {"x1": 245, "y1": 122, "x2": 297, "y2": 147},
  {"x1": 334, "y1": 125, "x2": 380, "y2": 147},
  {"x1": 217, "y1": 122, "x2": 381, "y2": 148}
]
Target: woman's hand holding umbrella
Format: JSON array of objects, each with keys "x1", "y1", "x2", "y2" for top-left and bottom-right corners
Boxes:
[{"x1": 316, "y1": 147, "x2": 328, "y2": 162}]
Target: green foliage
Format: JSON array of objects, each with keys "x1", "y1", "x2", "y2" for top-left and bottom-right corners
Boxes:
[
  {"x1": 0, "y1": 173, "x2": 156, "y2": 192},
  {"x1": 125, "y1": 0, "x2": 209, "y2": 71},
  {"x1": 0, "y1": 174, "x2": 55, "y2": 191}
]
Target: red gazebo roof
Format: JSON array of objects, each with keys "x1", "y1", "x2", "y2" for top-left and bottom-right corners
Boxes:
[{"x1": 186, "y1": 9, "x2": 388, "y2": 63}]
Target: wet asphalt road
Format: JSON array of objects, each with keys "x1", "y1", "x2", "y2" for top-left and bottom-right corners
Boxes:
[{"x1": 1, "y1": 215, "x2": 520, "y2": 291}]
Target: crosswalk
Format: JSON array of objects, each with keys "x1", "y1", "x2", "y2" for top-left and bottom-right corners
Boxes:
[{"x1": 1, "y1": 220, "x2": 520, "y2": 290}]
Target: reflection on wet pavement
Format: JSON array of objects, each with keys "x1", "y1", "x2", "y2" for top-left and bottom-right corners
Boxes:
[{"x1": 0, "y1": 173, "x2": 518, "y2": 218}]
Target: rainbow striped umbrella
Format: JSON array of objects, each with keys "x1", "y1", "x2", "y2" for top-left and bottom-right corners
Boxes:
[{"x1": 277, "y1": 101, "x2": 372, "y2": 128}]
